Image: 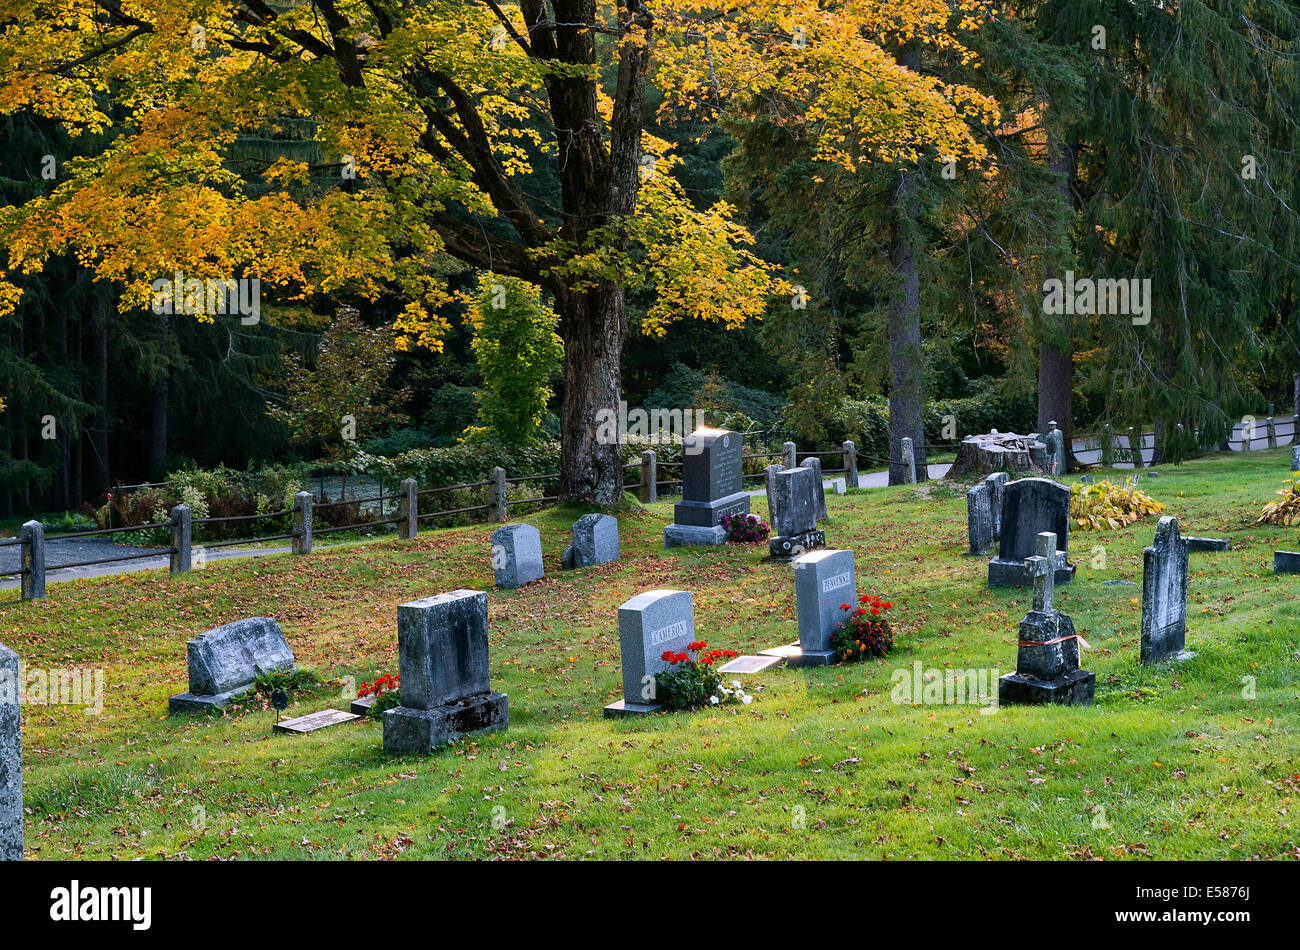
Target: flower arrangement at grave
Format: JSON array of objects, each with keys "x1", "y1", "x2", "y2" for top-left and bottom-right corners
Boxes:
[
  {"x1": 653, "y1": 641, "x2": 748, "y2": 710},
  {"x1": 1070, "y1": 478, "x2": 1163, "y2": 530},
  {"x1": 721, "y1": 512, "x2": 769, "y2": 544},
  {"x1": 1255, "y1": 476, "x2": 1300, "y2": 525},
  {"x1": 830, "y1": 594, "x2": 895, "y2": 662},
  {"x1": 358, "y1": 673, "x2": 401, "y2": 720}
]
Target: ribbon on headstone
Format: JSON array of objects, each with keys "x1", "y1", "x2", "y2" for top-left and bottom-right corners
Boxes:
[{"x1": 1017, "y1": 634, "x2": 1077, "y2": 647}]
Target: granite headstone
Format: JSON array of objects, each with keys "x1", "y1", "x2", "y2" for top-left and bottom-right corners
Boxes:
[
  {"x1": 491, "y1": 523, "x2": 544, "y2": 588},
  {"x1": 604, "y1": 589, "x2": 695, "y2": 717},
  {"x1": 988, "y1": 478, "x2": 1074, "y2": 587},
  {"x1": 0, "y1": 641, "x2": 20, "y2": 861},
  {"x1": 563, "y1": 513, "x2": 619, "y2": 568},
  {"x1": 1140, "y1": 516, "x2": 1191, "y2": 664},
  {"x1": 664, "y1": 428, "x2": 751, "y2": 547},
  {"x1": 767, "y1": 465, "x2": 825, "y2": 558},
  {"x1": 169, "y1": 617, "x2": 296, "y2": 713},
  {"x1": 791, "y1": 549, "x2": 855, "y2": 666}
]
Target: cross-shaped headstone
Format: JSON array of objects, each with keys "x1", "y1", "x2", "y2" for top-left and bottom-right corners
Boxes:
[{"x1": 1026, "y1": 531, "x2": 1058, "y2": 612}]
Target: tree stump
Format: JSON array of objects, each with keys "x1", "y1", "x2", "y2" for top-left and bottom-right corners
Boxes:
[{"x1": 948, "y1": 432, "x2": 1049, "y2": 481}]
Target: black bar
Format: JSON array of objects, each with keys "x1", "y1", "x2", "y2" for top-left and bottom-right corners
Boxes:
[
  {"x1": 194, "y1": 510, "x2": 292, "y2": 524},
  {"x1": 313, "y1": 518, "x2": 401, "y2": 535},
  {"x1": 199, "y1": 533, "x2": 294, "y2": 550},
  {"x1": 418, "y1": 504, "x2": 489, "y2": 519}
]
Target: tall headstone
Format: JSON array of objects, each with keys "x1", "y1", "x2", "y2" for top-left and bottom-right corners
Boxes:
[
  {"x1": 766, "y1": 465, "x2": 825, "y2": 558},
  {"x1": 988, "y1": 478, "x2": 1075, "y2": 587},
  {"x1": 0, "y1": 641, "x2": 20, "y2": 861},
  {"x1": 1292, "y1": 445, "x2": 1300, "y2": 471},
  {"x1": 563, "y1": 513, "x2": 619, "y2": 568},
  {"x1": 997, "y1": 533, "x2": 1095, "y2": 706},
  {"x1": 1140, "y1": 516, "x2": 1191, "y2": 664},
  {"x1": 491, "y1": 523, "x2": 544, "y2": 588},
  {"x1": 1045, "y1": 422, "x2": 1065, "y2": 476},
  {"x1": 789, "y1": 549, "x2": 855, "y2": 666},
  {"x1": 800, "y1": 456, "x2": 829, "y2": 523},
  {"x1": 384, "y1": 590, "x2": 508, "y2": 752},
  {"x1": 168, "y1": 618, "x2": 296, "y2": 713},
  {"x1": 986, "y1": 472, "x2": 1008, "y2": 539},
  {"x1": 966, "y1": 482, "x2": 995, "y2": 555},
  {"x1": 604, "y1": 590, "x2": 695, "y2": 717},
  {"x1": 664, "y1": 428, "x2": 750, "y2": 547}
]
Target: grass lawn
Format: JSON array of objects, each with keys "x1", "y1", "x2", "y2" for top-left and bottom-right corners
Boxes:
[{"x1": 3, "y1": 451, "x2": 1298, "y2": 860}]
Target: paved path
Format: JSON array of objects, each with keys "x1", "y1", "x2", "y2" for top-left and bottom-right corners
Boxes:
[{"x1": 0, "y1": 540, "x2": 291, "y2": 591}]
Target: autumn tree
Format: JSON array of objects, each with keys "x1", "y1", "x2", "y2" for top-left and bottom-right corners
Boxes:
[{"x1": 0, "y1": 0, "x2": 995, "y2": 502}]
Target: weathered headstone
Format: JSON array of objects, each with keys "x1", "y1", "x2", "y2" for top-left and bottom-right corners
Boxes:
[
  {"x1": 788, "y1": 549, "x2": 855, "y2": 666},
  {"x1": 997, "y1": 533, "x2": 1095, "y2": 706},
  {"x1": 766, "y1": 465, "x2": 825, "y2": 558},
  {"x1": 1140, "y1": 517, "x2": 1191, "y2": 664},
  {"x1": 1079, "y1": 474, "x2": 1093, "y2": 485},
  {"x1": 1292, "y1": 445, "x2": 1300, "y2": 471},
  {"x1": 604, "y1": 589, "x2": 695, "y2": 717},
  {"x1": 986, "y1": 472, "x2": 1008, "y2": 539},
  {"x1": 1274, "y1": 551, "x2": 1300, "y2": 574},
  {"x1": 0, "y1": 641, "x2": 20, "y2": 861},
  {"x1": 664, "y1": 428, "x2": 751, "y2": 547},
  {"x1": 1186, "y1": 537, "x2": 1229, "y2": 552},
  {"x1": 988, "y1": 478, "x2": 1075, "y2": 587},
  {"x1": 563, "y1": 513, "x2": 619, "y2": 568},
  {"x1": 966, "y1": 482, "x2": 995, "y2": 555},
  {"x1": 169, "y1": 617, "x2": 296, "y2": 713},
  {"x1": 1045, "y1": 422, "x2": 1065, "y2": 476},
  {"x1": 491, "y1": 523, "x2": 544, "y2": 588},
  {"x1": 383, "y1": 590, "x2": 508, "y2": 752},
  {"x1": 800, "y1": 456, "x2": 829, "y2": 522},
  {"x1": 831, "y1": 477, "x2": 847, "y2": 495}
]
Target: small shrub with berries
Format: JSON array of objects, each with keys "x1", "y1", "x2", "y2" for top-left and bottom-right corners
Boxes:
[
  {"x1": 653, "y1": 641, "x2": 750, "y2": 710},
  {"x1": 829, "y1": 594, "x2": 895, "y2": 662}
]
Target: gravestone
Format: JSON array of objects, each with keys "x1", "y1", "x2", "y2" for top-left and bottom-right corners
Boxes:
[
  {"x1": 988, "y1": 478, "x2": 1075, "y2": 587},
  {"x1": 966, "y1": 482, "x2": 995, "y2": 555},
  {"x1": 717, "y1": 654, "x2": 784, "y2": 674},
  {"x1": 788, "y1": 549, "x2": 855, "y2": 666},
  {"x1": 1140, "y1": 517, "x2": 1191, "y2": 664},
  {"x1": 832, "y1": 478, "x2": 847, "y2": 495},
  {"x1": 1045, "y1": 422, "x2": 1065, "y2": 476},
  {"x1": 986, "y1": 472, "x2": 1009, "y2": 539},
  {"x1": 1274, "y1": 551, "x2": 1300, "y2": 574},
  {"x1": 383, "y1": 591, "x2": 508, "y2": 752},
  {"x1": 491, "y1": 523, "x2": 544, "y2": 588},
  {"x1": 1079, "y1": 474, "x2": 1093, "y2": 485},
  {"x1": 563, "y1": 513, "x2": 619, "y2": 568},
  {"x1": 997, "y1": 532, "x2": 1095, "y2": 706},
  {"x1": 664, "y1": 428, "x2": 750, "y2": 547},
  {"x1": 766, "y1": 465, "x2": 825, "y2": 558},
  {"x1": 169, "y1": 617, "x2": 296, "y2": 713},
  {"x1": 1186, "y1": 537, "x2": 1229, "y2": 553},
  {"x1": 0, "y1": 641, "x2": 20, "y2": 861},
  {"x1": 274, "y1": 709, "x2": 362, "y2": 734},
  {"x1": 1292, "y1": 446, "x2": 1300, "y2": 471},
  {"x1": 604, "y1": 589, "x2": 695, "y2": 717},
  {"x1": 801, "y1": 455, "x2": 829, "y2": 522}
]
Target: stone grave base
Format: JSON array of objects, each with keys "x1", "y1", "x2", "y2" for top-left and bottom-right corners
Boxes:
[
  {"x1": 717, "y1": 654, "x2": 785, "y2": 674},
  {"x1": 1187, "y1": 537, "x2": 1230, "y2": 552},
  {"x1": 769, "y1": 529, "x2": 826, "y2": 560},
  {"x1": 274, "y1": 709, "x2": 362, "y2": 734},
  {"x1": 383, "y1": 691, "x2": 508, "y2": 753},
  {"x1": 350, "y1": 695, "x2": 376, "y2": 717},
  {"x1": 168, "y1": 684, "x2": 254, "y2": 714},
  {"x1": 758, "y1": 642, "x2": 838, "y2": 667},
  {"x1": 988, "y1": 556, "x2": 1075, "y2": 588},
  {"x1": 672, "y1": 491, "x2": 750, "y2": 528},
  {"x1": 1273, "y1": 551, "x2": 1300, "y2": 574},
  {"x1": 997, "y1": 669, "x2": 1095, "y2": 706},
  {"x1": 663, "y1": 524, "x2": 728, "y2": 548},
  {"x1": 603, "y1": 699, "x2": 663, "y2": 718}
]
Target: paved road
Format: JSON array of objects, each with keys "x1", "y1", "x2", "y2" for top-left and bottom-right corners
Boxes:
[{"x1": 0, "y1": 539, "x2": 291, "y2": 591}]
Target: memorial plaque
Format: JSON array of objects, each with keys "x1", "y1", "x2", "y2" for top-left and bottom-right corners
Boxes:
[
  {"x1": 273, "y1": 709, "x2": 362, "y2": 734},
  {"x1": 716, "y1": 655, "x2": 784, "y2": 674}
]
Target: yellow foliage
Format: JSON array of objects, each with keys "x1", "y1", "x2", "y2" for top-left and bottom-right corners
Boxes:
[
  {"x1": 1254, "y1": 477, "x2": 1300, "y2": 526},
  {"x1": 1070, "y1": 479, "x2": 1165, "y2": 531}
]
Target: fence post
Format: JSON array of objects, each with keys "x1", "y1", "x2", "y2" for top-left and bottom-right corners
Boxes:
[
  {"x1": 1267, "y1": 411, "x2": 1277, "y2": 450},
  {"x1": 842, "y1": 440, "x2": 857, "y2": 490},
  {"x1": 489, "y1": 466, "x2": 508, "y2": 522},
  {"x1": 1100, "y1": 424, "x2": 1114, "y2": 467},
  {"x1": 293, "y1": 490, "x2": 313, "y2": 555},
  {"x1": 901, "y1": 437, "x2": 917, "y2": 484},
  {"x1": 20, "y1": 520, "x2": 44, "y2": 601},
  {"x1": 1129, "y1": 427, "x2": 1145, "y2": 467},
  {"x1": 640, "y1": 450, "x2": 657, "y2": 504},
  {"x1": 169, "y1": 504, "x2": 192, "y2": 574},
  {"x1": 783, "y1": 441, "x2": 796, "y2": 469},
  {"x1": 399, "y1": 478, "x2": 418, "y2": 540}
]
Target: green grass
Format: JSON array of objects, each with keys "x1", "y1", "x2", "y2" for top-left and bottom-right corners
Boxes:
[{"x1": 4, "y1": 451, "x2": 1299, "y2": 860}]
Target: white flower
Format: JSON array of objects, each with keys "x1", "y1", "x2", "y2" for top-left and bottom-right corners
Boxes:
[
  {"x1": 709, "y1": 695, "x2": 719, "y2": 705},
  {"x1": 731, "y1": 680, "x2": 741, "y2": 689},
  {"x1": 742, "y1": 695, "x2": 753, "y2": 704}
]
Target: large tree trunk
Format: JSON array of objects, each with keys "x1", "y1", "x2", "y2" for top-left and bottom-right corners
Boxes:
[
  {"x1": 557, "y1": 281, "x2": 628, "y2": 505},
  {"x1": 1038, "y1": 134, "x2": 1077, "y2": 469},
  {"x1": 544, "y1": 2, "x2": 649, "y2": 504},
  {"x1": 886, "y1": 165, "x2": 926, "y2": 486}
]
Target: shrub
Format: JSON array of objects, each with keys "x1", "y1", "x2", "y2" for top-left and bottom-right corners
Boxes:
[
  {"x1": 1255, "y1": 477, "x2": 1300, "y2": 526},
  {"x1": 721, "y1": 512, "x2": 769, "y2": 544},
  {"x1": 653, "y1": 641, "x2": 744, "y2": 710},
  {"x1": 1070, "y1": 479, "x2": 1164, "y2": 530},
  {"x1": 830, "y1": 594, "x2": 895, "y2": 662},
  {"x1": 358, "y1": 673, "x2": 402, "y2": 720}
]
